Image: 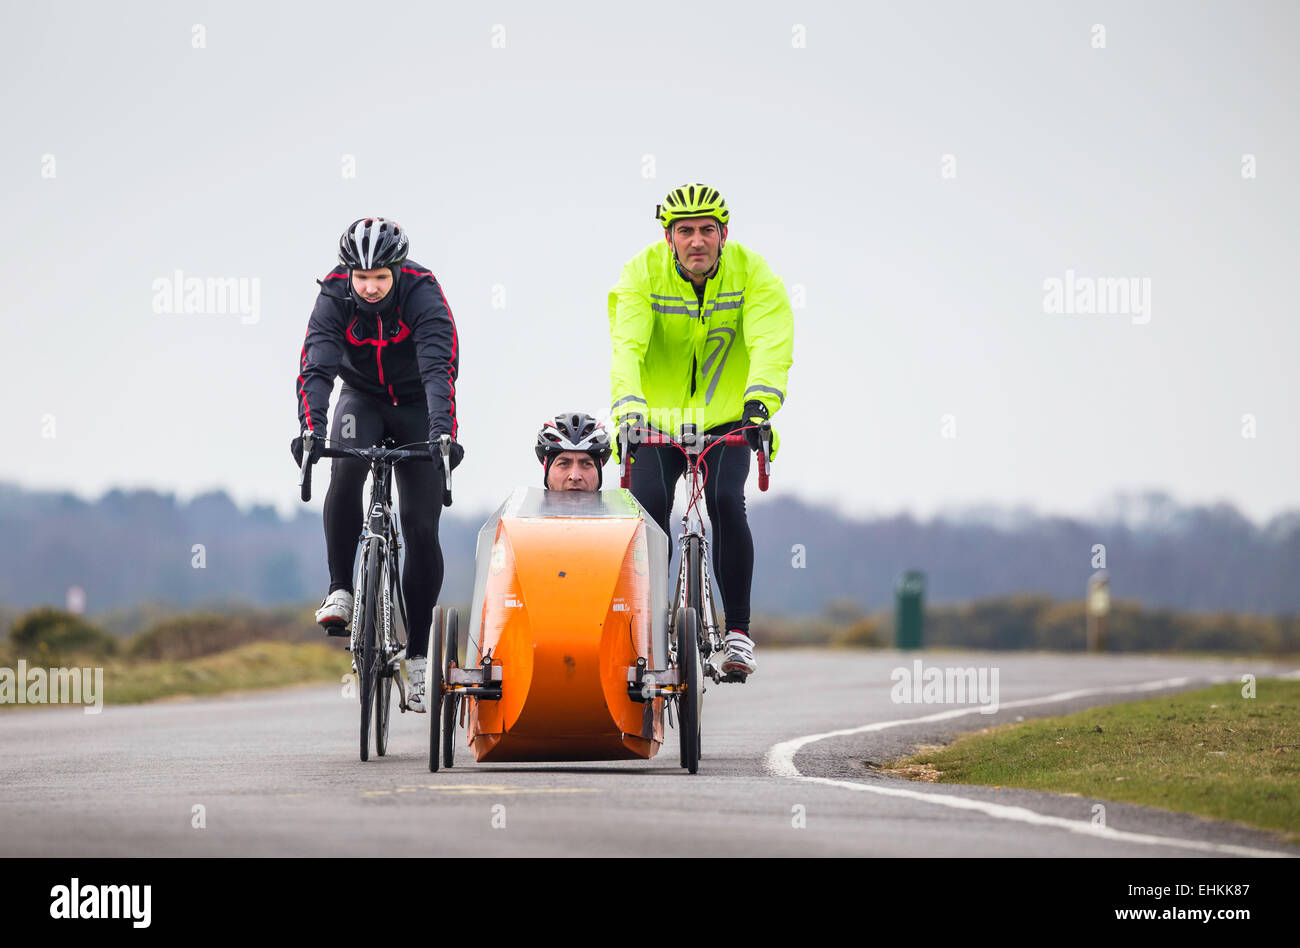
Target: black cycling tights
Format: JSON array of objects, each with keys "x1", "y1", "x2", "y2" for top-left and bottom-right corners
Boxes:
[
  {"x1": 628, "y1": 422, "x2": 754, "y2": 635},
  {"x1": 323, "y1": 387, "x2": 444, "y2": 659}
]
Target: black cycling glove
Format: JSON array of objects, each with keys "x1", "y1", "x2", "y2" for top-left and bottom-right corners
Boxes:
[
  {"x1": 741, "y1": 401, "x2": 771, "y2": 452},
  {"x1": 290, "y1": 431, "x2": 324, "y2": 467}
]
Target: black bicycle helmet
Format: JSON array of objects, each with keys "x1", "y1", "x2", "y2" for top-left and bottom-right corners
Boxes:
[
  {"x1": 536, "y1": 412, "x2": 612, "y2": 488},
  {"x1": 338, "y1": 217, "x2": 409, "y2": 270}
]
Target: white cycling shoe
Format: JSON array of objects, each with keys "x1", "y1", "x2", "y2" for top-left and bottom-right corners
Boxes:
[
  {"x1": 719, "y1": 631, "x2": 757, "y2": 677},
  {"x1": 406, "y1": 658, "x2": 427, "y2": 713},
  {"x1": 315, "y1": 589, "x2": 354, "y2": 635}
]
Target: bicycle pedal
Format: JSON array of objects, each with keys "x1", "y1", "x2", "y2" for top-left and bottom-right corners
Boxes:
[{"x1": 323, "y1": 625, "x2": 350, "y2": 638}]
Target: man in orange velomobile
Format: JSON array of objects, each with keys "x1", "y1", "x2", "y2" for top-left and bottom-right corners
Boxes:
[
  {"x1": 535, "y1": 412, "x2": 612, "y2": 492},
  {"x1": 460, "y1": 411, "x2": 671, "y2": 761}
]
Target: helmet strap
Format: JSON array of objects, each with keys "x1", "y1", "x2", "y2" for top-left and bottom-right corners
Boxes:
[{"x1": 673, "y1": 255, "x2": 720, "y2": 284}]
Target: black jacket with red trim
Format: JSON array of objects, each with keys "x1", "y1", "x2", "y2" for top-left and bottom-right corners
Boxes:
[{"x1": 296, "y1": 261, "x2": 459, "y2": 445}]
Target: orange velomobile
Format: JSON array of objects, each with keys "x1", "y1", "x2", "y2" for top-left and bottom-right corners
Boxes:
[{"x1": 458, "y1": 487, "x2": 670, "y2": 762}]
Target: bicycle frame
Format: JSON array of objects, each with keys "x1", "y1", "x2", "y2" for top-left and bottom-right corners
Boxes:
[
  {"x1": 618, "y1": 422, "x2": 770, "y2": 683},
  {"x1": 670, "y1": 451, "x2": 725, "y2": 673},
  {"x1": 350, "y1": 454, "x2": 410, "y2": 697}
]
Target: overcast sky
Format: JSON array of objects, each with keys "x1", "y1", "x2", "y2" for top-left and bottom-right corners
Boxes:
[{"x1": 3, "y1": 0, "x2": 1297, "y2": 525}]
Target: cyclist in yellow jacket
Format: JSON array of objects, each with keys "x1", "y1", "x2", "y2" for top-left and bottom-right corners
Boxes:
[{"x1": 609, "y1": 183, "x2": 793, "y2": 678}]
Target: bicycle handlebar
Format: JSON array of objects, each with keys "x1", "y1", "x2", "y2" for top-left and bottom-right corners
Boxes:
[
  {"x1": 298, "y1": 432, "x2": 453, "y2": 505},
  {"x1": 632, "y1": 432, "x2": 749, "y2": 449},
  {"x1": 617, "y1": 425, "x2": 770, "y2": 492}
]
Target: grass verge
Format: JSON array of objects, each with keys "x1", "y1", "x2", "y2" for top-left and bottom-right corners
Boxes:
[
  {"x1": 106, "y1": 641, "x2": 352, "y2": 704},
  {"x1": 887, "y1": 679, "x2": 1300, "y2": 844},
  {"x1": 0, "y1": 641, "x2": 352, "y2": 708}
]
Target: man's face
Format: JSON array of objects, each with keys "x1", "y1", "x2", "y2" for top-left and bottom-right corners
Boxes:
[
  {"x1": 665, "y1": 217, "x2": 727, "y2": 276},
  {"x1": 546, "y1": 451, "x2": 600, "y2": 492},
  {"x1": 351, "y1": 267, "x2": 393, "y2": 303}
]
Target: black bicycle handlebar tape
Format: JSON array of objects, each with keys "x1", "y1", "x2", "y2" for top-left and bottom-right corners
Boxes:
[
  {"x1": 298, "y1": 433, "x2": 314, "y2": 503},
  {"x1": 298, "y1": 440, "x2": 436, "y2": 504},
  {"x1": 440, "y1": 436, "x2": 453, "y2": 507},
  {"x1": 315, "y1": 446, "x2": 432, "y2": 461}
]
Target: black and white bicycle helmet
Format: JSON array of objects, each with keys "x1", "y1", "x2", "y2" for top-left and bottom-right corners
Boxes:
[
  {"x1": 536, "y1": 412, "x2": 612, "y2": 488},
  {"x1": 338, "y1": 217, "x2": 409, "y2": 270}
]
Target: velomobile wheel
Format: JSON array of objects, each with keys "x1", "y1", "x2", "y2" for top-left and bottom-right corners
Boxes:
[
  {"x1": 428, "y1": 605, "x2": 444, "y2": 772},
  {"x1": 442, "y1": 608, "x2": 458, "y2": 769}
]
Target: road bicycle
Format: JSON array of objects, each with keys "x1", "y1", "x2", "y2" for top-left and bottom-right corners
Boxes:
[
  {"x1": 616, "y1": 419, "x2": 770, "y2": 773},
  {"x1": 298, "y1": 431, "x2": 453, "y2": 761}
]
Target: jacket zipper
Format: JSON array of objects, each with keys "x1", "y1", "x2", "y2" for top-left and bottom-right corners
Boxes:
[
  {"x1": 690, "y1": 284, "x2": 709, "y2": 396},
  {"x1": 375, "y1": 317, "x2": 398, "y2": 405}
]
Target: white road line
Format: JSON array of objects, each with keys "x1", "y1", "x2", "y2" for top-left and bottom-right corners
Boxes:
[{"x1": 764, "y1": 674, "x2": 1296, "y2": 858}]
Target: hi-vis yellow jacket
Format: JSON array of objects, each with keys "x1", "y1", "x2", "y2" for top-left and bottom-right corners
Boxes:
[{"x1": 608, "y1": 239, "x2": 793, "y2": 457}]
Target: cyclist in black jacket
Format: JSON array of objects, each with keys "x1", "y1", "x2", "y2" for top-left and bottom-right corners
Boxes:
[{"x1": 291, "y1": 217, "x2": 463, "y2": 713}]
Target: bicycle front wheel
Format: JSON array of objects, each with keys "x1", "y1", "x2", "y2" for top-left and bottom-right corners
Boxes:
[
  {"x1": 375, "y1": 561, "x2": 393, "y2": 757},
  {"x1": 684, "y1": 536, "x2": 708, "y2": 761},
  {"x1": 376, "y1": 547, "x2": 400, "y2": 757},
  {"x1": 358, "y1": 540, "x2": 382, "y2": 763},
  {"x1": 677, "y1": 606, "x2": 701, "y2": 774}
]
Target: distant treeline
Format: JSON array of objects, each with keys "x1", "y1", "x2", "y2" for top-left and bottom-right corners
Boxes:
[
  {"x1": 2, "y1": 481, "x2": 1297, "y2": 615},
  {"x1": 756, "y1": 595, "x2": 1298, "y2": 654},
  {"x1": 3, "y1": 596, "x2": 1295, "y2": 668}
]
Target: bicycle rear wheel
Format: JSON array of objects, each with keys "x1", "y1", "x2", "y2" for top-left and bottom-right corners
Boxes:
[
  {"x1": 442, "y1": 607, "x2": 458, "y2": 769},
  {"x1": 428, "y1": 605, "x2": 444, "y2": 772},
  {"x1": 358, "y1": 541, "x2": 382, "y2": 762},
  {"x1": 677, "y1": 606, "x2": 701, "y2": 774}
]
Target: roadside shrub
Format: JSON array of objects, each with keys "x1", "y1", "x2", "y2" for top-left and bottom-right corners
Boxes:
[
  {"x1": 830, "y1": 617, "x2": 886, "y2": 648},
  {"x1": 8, "y1": 608, "x2": 119, "y2": 662},
  {"x1": 128, "y1": 611, "x2": 317, "y2": 661}
]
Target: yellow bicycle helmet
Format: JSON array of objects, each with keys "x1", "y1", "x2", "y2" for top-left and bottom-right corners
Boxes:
[{"x1": 655, "y1": 183, "x2": 729, "y2": 229}]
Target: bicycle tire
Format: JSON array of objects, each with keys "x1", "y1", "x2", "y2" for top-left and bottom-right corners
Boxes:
[
  {"x1": 428, "y1": 605, "x2": 444, "y2": 772},
  {"x1": 686, "y1": 536, "x2": 704, "y2": 617},
  {"x1": 442, "y1": 607, "x2": 458, "y2": 769},
  {"x1": 358, "y1": 540, "x2": 382, "y2": 763},
  {"x1": 685, "y1": 536, "x2": 708, "y2": 761},
  {"x1": 677, "y1": 606, "x2": 701, "y2": 774},
  {"x1": 375, "y1": 550, "x2": 393, "y2": 757}
]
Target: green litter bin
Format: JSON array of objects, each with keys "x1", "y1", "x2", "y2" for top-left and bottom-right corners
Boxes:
[{"x1": 895, "y1": 570, "x2": 926, "y2": 650}]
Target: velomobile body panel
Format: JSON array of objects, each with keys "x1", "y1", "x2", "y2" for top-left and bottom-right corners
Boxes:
[{"x1": 463, "y1": 488, "x2": 670, "y2": 762}]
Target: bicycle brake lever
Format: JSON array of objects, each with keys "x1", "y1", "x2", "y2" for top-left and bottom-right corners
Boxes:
[
  {"x1": 438, "y1": 433, "x2": 453, "y2": 506},
  {"x1": 299, "y1": 431, "x2": 314, "y2": 502},
  {"x1": 618, "y1": 423, "x2": 632, "y2": 488}
]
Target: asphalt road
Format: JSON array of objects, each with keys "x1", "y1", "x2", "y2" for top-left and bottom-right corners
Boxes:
[{"x1": 1, "y1": 650, "x2": 1296, "y2": 857}]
